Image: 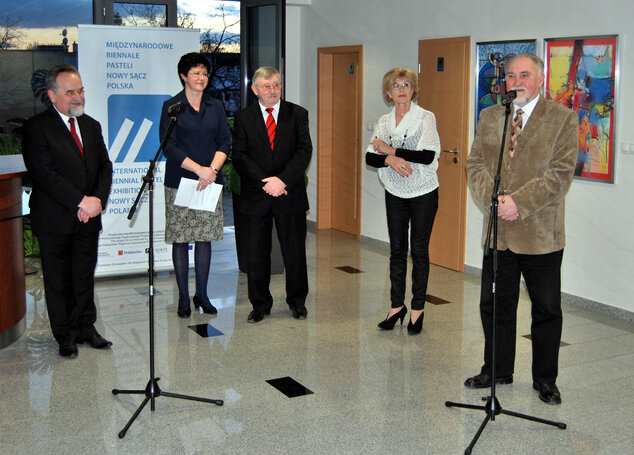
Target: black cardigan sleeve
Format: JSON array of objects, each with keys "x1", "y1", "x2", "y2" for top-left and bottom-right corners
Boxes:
[
  {"x1": 395, "y1": 148, "x2": 436, "y2": 164},
  {"x1": 365, "y1": 152, "x2": 386, "y2": 168},
  {"x1": 365, "y1": 148, "x2": 436, "y2": 168}
]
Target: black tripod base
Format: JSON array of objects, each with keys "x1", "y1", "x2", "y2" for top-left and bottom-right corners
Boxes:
[
  {"x1": 112, "y1": 377, "x2": 223, "y2": 438},
  {"x1": 445, "y1": 396, "x2": 566, "y2": 454}
]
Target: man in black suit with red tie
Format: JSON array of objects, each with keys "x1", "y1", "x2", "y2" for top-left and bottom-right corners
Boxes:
[
  {"x1": 22, "y1": 64, "x2": 113, "y2": 358},
  {"x1": 232, "y1": 66, "x2": 312, "y2": 323}
]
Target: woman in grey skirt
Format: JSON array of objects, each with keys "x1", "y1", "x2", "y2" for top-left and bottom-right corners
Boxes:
[{"x1": 159, "y1": 52, "x2": 231, "y2": 318}]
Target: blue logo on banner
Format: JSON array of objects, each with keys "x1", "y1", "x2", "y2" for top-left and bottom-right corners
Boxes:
[{"x1": 107, "y1": 94, "x2": 171, "y2": 163}]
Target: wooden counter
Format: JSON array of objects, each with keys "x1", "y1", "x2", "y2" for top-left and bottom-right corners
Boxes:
[{"x1": 0, "y1": 156, "x2": 27, "y2": 348}]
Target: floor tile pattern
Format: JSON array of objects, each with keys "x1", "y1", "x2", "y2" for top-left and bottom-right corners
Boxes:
[{"x1": 1, "y1": 227, "x2": 632, "y2": 454}]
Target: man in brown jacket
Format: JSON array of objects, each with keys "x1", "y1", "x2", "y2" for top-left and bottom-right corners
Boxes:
[{"x1": 464, "y1": 54, "x2": 578, "y2": 405}]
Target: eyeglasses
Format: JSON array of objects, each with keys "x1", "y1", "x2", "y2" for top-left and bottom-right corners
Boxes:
[
  {"x1": 189, "y1": 72, "x2": 209, "y2": 78},
  {"x1": 392, "y1": 82, "x2": 411, "y2": 90},
  {"x1": 257, "y1": 82, "x2": 281, "y2": 91}
]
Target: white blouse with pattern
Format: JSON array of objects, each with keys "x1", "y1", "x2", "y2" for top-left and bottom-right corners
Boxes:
[{"x1": 367, "y1": 102, "x2": 441, "y2": 198}]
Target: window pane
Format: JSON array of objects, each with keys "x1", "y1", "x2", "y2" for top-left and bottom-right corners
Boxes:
[
  {"x1": 242, "y1": 3, "x2": 278, "y2": 107},
  {"x1": 0, "y1": 0, "x2": 92, "y2": 49},
  {"x1": 247, "y1": 5, "x2": 276, "y2": 72},
  {"x1": 0, "y1": 0, "x2": 92, "y2": 127},
  {"x1": 183, "y1": 1, "x2": 240, "y2": 116},
  {"x1": 113, "y1": 3, "x2": 168, "y2": 27}
]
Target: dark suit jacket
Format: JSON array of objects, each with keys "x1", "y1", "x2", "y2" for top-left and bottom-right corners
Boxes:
[
  {"x1": 22, "y1": 107, "x2": 113, "y2": 234},
  {"x1": 467, "y1": 96, "x2": 578, "y2": 254},
  {"x1": 232, "y1": 100, "x2": 312, "y2": 216}
]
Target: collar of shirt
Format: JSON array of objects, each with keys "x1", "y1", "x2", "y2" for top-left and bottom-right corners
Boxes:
[
  {"x1": 259, "y1": 100, "x2": 281, "y2": 124},
  {"x1": 53, "y1": 106, "x2": 83, "y2": 143},
  {"x1": 513, "y1": 95, "x2": 539, "y2": 131}
]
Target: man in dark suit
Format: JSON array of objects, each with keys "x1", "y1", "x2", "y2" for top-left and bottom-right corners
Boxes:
[
  {"x1": 465, "y1": 54, "x2": 578, "y2": 404},
  {"x1": 22, "y1": 64, "x2": 113, "y2": 358},
  {"x1": 232, "y1": 66, "x2": 312, "y2": 323}
]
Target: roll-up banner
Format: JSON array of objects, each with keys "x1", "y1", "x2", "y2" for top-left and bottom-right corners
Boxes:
[{"x1": 78, "y1": 25, "x2": 199, "y2": 276}]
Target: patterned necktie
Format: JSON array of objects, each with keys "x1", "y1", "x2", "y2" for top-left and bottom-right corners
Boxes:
[
  {"x1": 508, "y1": 108, "x2": 524, "y2": 160},
  {"x1": 265, "y1": 107, "x2": 275, "y2": 150},
  {"x1": 68, "y1": 117, "x2": 84, "y2": 158}
]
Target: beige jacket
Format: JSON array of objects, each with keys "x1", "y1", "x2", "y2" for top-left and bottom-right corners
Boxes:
[{"x1": 467, "y1": 96, "x2": 578, "y2": 254}]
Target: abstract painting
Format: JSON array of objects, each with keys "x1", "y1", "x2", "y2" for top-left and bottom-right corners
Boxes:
[
  {"x1": 545, "y1": 36, "x2": 617, "y2": 182},
  {"x1": 475, "y1": 40, "x2": 536, "y2": 126}
]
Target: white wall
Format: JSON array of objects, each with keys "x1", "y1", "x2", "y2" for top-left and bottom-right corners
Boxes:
[{"x1": 286, "y1": 0, "x2": 634, "y2": 314}]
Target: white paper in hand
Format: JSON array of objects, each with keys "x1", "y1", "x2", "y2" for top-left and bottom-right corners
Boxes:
[{"x1": 174, "y1": 178, "x2": 222, "y2": 212}]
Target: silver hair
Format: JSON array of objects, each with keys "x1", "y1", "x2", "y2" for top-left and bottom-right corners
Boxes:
[
  {"x1": 506, "y1": 53, "x2": 544, "y2": 75},
  {"x1": 252, "y1": 66, "x2": 282, "y2": 86}
]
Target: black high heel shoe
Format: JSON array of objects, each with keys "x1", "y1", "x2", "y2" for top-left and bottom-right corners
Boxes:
[
  {"x1": 378, "y1": 305, "x2": 407, "y2": 330},
  {"x1": 407, "y1": 311, "x2": 424, "y2": 335},
  {"x1": 193, "y1": 295, "x2": 217, "y2": 314},
  {"x1": 177, "y1": 300, "x2": 191, "y2": 318}
]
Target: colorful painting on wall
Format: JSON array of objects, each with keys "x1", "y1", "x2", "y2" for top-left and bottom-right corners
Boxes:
[
  {"x1": 545, "y1": 36, "x2": 617, "y2": 183},
  {"x1": 475, "y1": 40, "x2": 536, "y2": 126}
]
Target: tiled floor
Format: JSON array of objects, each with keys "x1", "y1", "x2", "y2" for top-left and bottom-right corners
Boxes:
[{"x1": 1, "y1": 227, "x2": 633, "y2": 454}]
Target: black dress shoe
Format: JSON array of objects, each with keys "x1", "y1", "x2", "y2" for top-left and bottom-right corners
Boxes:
[
  {"x1": 78, "y1": 331, "x2": 113, "y2": 349},
  {"x1": 177, "y1": 298, "x2": 191, "y2": 318},
  {"x1": 193, "y1": 295, "x2": 217, "y2": 314},
  {"x1": 292, "y1": 306, "x2": 307, "y2": 320},
  {"x1": 407, "y1": 312, "x2": 424, "y2": 335},
  {"x1": 58, "y1": 338, "x2": 78, "y2": 358},
  {"x1": 377, "y1": 305, "x2": 407, "y2": 330},
  {"x1": 247, "y1": 309, "x2": 270, "y2": 323},
  {"x1": 464, "y1": 373, "x2": 513, "y2": 389},
  {"x1": 533, "y1": 382, "x2": 561, "y2": 405}
]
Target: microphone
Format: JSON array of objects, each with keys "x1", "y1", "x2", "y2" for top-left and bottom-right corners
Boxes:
[
  {"x1": 167, "y1": 100, "x2": 187, "y2": 115},
  {"x1": 501, "y1": 90, "x2": 517, "y2": 105}
]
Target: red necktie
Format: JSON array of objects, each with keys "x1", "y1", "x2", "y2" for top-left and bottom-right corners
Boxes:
[
  {"x1": 68, "y1": 117, "x2": 84, "y2": 158},
  {"x1": 265, "y1": 107, "x2": 275, "y2": 150},
  {"x1": 508, "y1": 108, "x2": 524, "y2": 160}
]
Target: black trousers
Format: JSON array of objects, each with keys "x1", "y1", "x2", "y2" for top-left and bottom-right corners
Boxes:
[
  {"x1": 37, "y1": 229, "x2": 99, "y2": 341},
  {"x1": 385, "y1": 189, "x2": 438, "y2": 311},
  {"x1": 479, "y1": 248, "x2": 564, "y2": 383},
  {"x1": 245, "y1": 208, "x2": 308, "y2": 312}
]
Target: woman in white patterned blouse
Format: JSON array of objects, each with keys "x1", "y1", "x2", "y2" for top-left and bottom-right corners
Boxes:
[{"x1": 366, "y1": 67, "x2": 441, "y2": 335}]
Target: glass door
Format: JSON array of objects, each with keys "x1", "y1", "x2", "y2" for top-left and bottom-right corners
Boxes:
[{"x1": 240, "y1": 0, "x2": 285, "y2": 108}]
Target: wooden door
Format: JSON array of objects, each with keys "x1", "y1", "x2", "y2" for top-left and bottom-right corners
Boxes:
[
  {"x1": 331, "y1": 53, "x2": 360, "y2": 234},
  {"x1": 418, "y1": 37, "x2": 470, "y2": 271},
  {"x1": 317, "y1": 46, "x2": 363, "y2": 238}
]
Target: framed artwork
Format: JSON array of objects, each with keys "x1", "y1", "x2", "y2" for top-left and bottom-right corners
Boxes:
[
  {"x1": 544, "y1": 36, "x2": 617, "y2": 183},
  {"x1": 475, "y1": 40, "x2": 536, "y2": 126}
]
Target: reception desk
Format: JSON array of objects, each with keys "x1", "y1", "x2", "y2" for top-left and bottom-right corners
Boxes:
[{"x1": 0, "y1": 156, "x2": 27, "y2": 349}]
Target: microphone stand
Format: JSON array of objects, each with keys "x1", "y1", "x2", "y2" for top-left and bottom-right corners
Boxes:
[
  {"x1": 445, "y1": 101, "x2": 566, "y2": 454},
  {"x1": 112, "y1": 107, "x2": 223, "y2": 439}
]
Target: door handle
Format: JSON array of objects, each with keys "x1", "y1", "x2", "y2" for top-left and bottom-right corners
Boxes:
[{"x1": 443, "y1": 148, "x2": 459, "y2": 163}]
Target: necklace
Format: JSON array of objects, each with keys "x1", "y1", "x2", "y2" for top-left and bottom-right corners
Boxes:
[{"x1": 388, "y1": 130, "x2": 408, "y2": 148}]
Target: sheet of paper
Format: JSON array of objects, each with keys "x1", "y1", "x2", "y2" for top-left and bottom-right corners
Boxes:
[{"x1": 174, "y1": 178, "x2": 221, "y2": 212}]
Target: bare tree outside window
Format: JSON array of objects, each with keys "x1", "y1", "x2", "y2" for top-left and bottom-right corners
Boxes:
[
  {"x1": 200, "y1": 5, "x2": 239, "y2": 54},
  {"x1": 200, "y1": 4, "x2": 240, "y2": 116},
  {"x1": 0, "y1": 14, "x2": 23, "y2": 49},
  {"x1": 178, "y1": 10, "x2": 195, "y2": 29},
  {"x1": 113, "y1": 3, "x2": 168, "y2": 27},
  {"x1": 111, "y1": 3, "x2": 193, "y2": 29}
]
